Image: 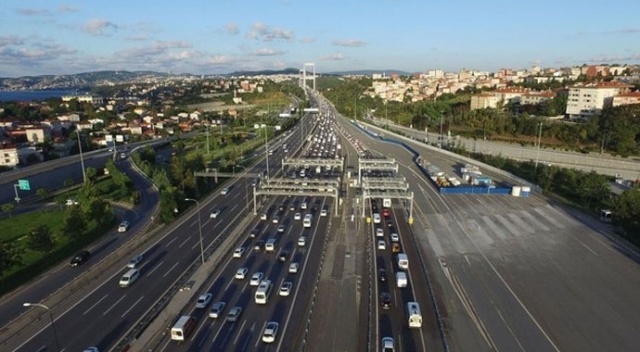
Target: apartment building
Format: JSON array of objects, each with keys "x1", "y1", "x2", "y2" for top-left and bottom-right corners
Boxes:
[
  {"x1": 470, "y1": 93, "x2": 501, "y2": 110},
  {"x1": 612, "y1": 91, "x2": 640, "y2": 107},
  {"x1": 565, "y1": 82, "x2": 633, "y2": 119}
]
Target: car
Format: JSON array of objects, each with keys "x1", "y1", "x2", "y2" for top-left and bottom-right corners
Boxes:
[
  {"x1": 250, "y1": 272, "x2": 264, "y2": 286},
  {"x1": 127, "y1": 254, "x2": 143, "y2": 269},
  {"x1": 392, "y1": 243, "x2": 401, "y2": 253},
  {"x1": 221, "y1": 187, "x2": 230, "y2": 195},
  {"x1": 260, "y1": 213, "x2": 268, "y2": 220},
  {"x1": 380, "y1": 292, "x2": 391, "y2": 309},
  {"x1": 209, "y1": 301, "x2": 226, "y2": 318},
  {"x1": 377, "y1": 240, "x2": 386, "y2": 250},
  {"x1": 294, "y1": 212, "x2": 302, "y2": 220},
  {"x1": 298, "y1": 236, "x2": 307, "y2": 247},
  {"x1": 289, "y1": 262, "x2": 299, "y2": 273},
  {"x1": 381, "y1": 337, "x2": 395, "y2": 352},
  {"x1": 195, "y1": 293, "x2": 213, "y2": 309},
  {"x1": 233, "y1": 247, "x2": 245, "y2": 258},
  {"x1": 210, "y1": 209, "x2": 221, "y2": 218},
  {"x1": 390, "y1": 232, "x2": 399, "y2": 242},
  {"x1": 254, "y1": 240, "x2": 265, "y2": 252},
  {"x1": 320, "y1": 208, "x2": 328, "y2": 217},
  {"x1": 382, "y1": 208, "x2": 391, "y2": 217},
  {"x1": 117, "y1": 221, "x2": 129, "y2": 232},
  {"x1": 235, "y1": 267, "x2": 249, "y2": 279},
  {"x1": 289, "y1": 203, "x2": 296, "y2": 211},
  {"x1": 227, "y1": 306, "x2": 242, "y2": 322},
  {"x1": 70, "y1": 250, "x2": 91, "y2": 267},
  {"x1": 262, "y1": 321, "x2": 279, "y2": 343},
  {"x1": 82, "y1": 348, "x2": 100, "y2": 352},
  {"x1": 66, "y1": 198, "x2": 79, "y2": 206},
  {"x1": 385, "y1": 219, "x2": 394, "y2": 228},
  {"x1": 272, "y1": 216, "x2": 280, "y2": 224},
  {"x1": 250, "y1": 227, "x2": 261, "y2": 238},
  {"x1": 378, "y1": 268, "x2": 387, "y2": 282},
  {"x1": 376, "y1": 227, "x2": 384, "y2": 237},
  {"x1": 300, "y1": 202, "x2": 307, "y2": 210},
  {"x1": 279, "y1": 281, "x2": 292, "y2": 296},
  {"x1": 277, "y1": 224, "x2": 286, "y2": 233},
  {"x1": 278, "y1": 250, "x2": 289, "y2": 262}
]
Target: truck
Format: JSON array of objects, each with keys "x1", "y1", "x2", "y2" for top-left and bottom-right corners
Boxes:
[{"x1": 396, "y1": 271, "x2": 407, "y2": 288}]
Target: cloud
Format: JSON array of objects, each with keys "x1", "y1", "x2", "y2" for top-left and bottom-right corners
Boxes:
[
  {"x1": 332, "y1": 39, "x2": 367, "y2": 47},
  {"x1": 300, "y1": 37, "x2": 316, "y2": 43},
  {"x1": 321, "y1": 53, "x2": 346, "y2": 61},
  {"x1": 246, "y1": 22, "x2": 293, "y2": 41},
  {"x1": 225, "y1": 23, "x2": 239, "y2": 35},
  {"x1": 117, "y1": 40, "x2": 193, "y2": 58},
  {"x1": 253, "y1": 48, "x2": 284, "y2": 56},
  {"x1": 0, "y1": 40, "x2": 75, "y2": 63},
  {"x1": 16, "y1": 8, "x2": 51, "y2": 16},
  {"x1": 587, "y1": 53, "x2": 640, "y2": 63},
  {"x1": 82, "y1": 19, "x2": 118, "y2": 36},
  {"x1": 58, "y1": 5, "x2": 80, "y2": 13},
  {"x1": 0, "y1": 35, "x2": 25, "y2": 47}
]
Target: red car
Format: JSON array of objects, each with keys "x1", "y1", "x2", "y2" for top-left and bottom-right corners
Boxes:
[{"x1": 382, "y1": 208, "x2": 391, "y2": 217}]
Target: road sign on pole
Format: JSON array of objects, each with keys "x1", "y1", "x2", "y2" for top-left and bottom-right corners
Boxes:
[{"x1": 18, "y1": 179, "x2": 31, "y2": 191}]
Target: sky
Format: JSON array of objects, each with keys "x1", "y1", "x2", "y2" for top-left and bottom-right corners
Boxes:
[{"x1": 2, "y1": 0, "x2": 640, "y2": 77}]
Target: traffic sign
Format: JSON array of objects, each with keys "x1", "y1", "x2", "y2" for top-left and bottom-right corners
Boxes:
[{"x1": 18, "y1": 179, "x2": 30, "y2": 191}]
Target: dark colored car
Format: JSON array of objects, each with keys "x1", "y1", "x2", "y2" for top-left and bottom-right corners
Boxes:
[
  {"x1": 70, "y1": 250, "x2": 91, "y2": 267},
  {"x1": 380, "y1": 292, "x2": 391, "y2": 309},
  {"x1": 378, "y1": 268, "x2": 387, "y2": 282},
  {"x1": 279, "y1": 250, "x2": 289, "y2": 262},
  {"x1": 385, "y1": 219, "x2": 393, "y2": 228}
]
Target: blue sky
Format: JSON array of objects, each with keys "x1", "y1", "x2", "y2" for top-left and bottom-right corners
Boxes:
[{"x1": 2, "y1": 0, "x2": 640, "y2": 77}]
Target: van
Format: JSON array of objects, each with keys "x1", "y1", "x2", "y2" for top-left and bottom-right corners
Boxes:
[
  {"x1": 119, "y1": 269, "x2": 140, "y2": 287},
  {"x1": 170, "y1": 315, "x2": 197, "y2": 341},
  {"x1": 396, "y1": 271, "x2": 407, "y2": 288},
  {"x1": 265, "y1": 238, "x2": 276, "y2": 252}
]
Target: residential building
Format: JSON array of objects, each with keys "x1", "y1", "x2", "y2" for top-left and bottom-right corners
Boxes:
[
  {"x1": 566, "y1": 82, "x2": 633, "y2": 119},
  {"x1": 470, "y1": 94, "x2": 501, "y2": 110},
  {"x1": 521, "y1": 91, "x2": 556, "y2": 105},
  {"x1": 612, "y1": 91, "x2": 640, "y2": 107},
  {"x1": 0, "y1": 144, "x2": 19, "y2": 168},
  {"x1": 62, "y1": 95, "x2": 104, "y2": 105}
]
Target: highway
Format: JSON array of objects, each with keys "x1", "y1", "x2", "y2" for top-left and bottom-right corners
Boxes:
[{"x1": 337, "y1": 104, "x2": 640, "y2": 351}]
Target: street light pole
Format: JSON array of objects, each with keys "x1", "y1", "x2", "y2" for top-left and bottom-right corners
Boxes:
[
  {"x1": 23, "y1": 302, "x2": 61, "y2": 352},
  {"x1": 264, "y1": 127, "x2": 270, "y2": 181},
  {"x1": 76, "y1": 130, "x2": 87, "y2": 184},
  {"x1": 235, "y1": 165, "x2": 249, "y2": 210},
  {"x1": 534, "y1": 122, "x2": 543, "y2": 172},
  {"x1": 184, "y1": 198, "x2": 205, "y2": 264}
]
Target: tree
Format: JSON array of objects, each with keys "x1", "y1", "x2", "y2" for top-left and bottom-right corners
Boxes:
[
  {"x1": 0, "y1": 241, "x2": 24, "y2": 277},
  {"x1": 1, "y1": 202, "x2": 16, "y2": 216},
  {"x1": 61, "y1": 206, "x2": 87, "y2": 239},
  {"x1": 612, "y1": 187, "x2": 640, "y2": 242},
  {"x1": 26, "y1": 224, "x2": 56, "y2": 252},
  {"x1": 64, "y1": 178, "x2": 75, "y2": 188},
  {"x1": 36, "y1": 188, "x2": 49, "y2": 200},
  {"x1": 85, "y1": 166, "x2": 98, "y2": 182}
]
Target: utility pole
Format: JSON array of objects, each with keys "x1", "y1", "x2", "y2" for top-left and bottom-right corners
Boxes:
[
  {"x1": 77, "y1": 131, "x2": 87, "y2": 184},
  {"x1": 534, "y1": 122, "x2": 543, "y2": 172}
]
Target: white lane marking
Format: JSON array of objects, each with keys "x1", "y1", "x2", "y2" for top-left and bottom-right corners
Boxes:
[
  {"x1": 580, "y1": 242, "x2": 599, "y2": 256},
  {"x1": 166, "y1": 237, "x2": 178, "y2": 246},
  {"x1": 178, "y1": 236, "x2": 192, "y2": 248},
  {"x1": 83, "y1": 294, "x2": 108, "y2": 315},
  {"x1": 121, "y1": 295, "x2": 144, "y2": 318},
  {"x1": 103, "y1": 294, "x2": 126, "y2": 316},
  {"x1": 254, "y1": 321, "x2": 266, "y2": 348},
  {"x1": 163, "y1": 261, "x2": 180, "y2": 278},
  {"x1": 146, "y1": 260, "x2": 164, "y2": 276},
  {"x1": 233, "y1": 319, "x2": 248, "y2": 346}
]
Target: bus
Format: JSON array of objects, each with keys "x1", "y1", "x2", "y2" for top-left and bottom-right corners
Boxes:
[
  {"x1": 397, "y1": 253, "x2": 409, "y2": 270},
  {"x1": 255, "y1": 280, "x2": 272, "y2": 304},
  {"x1": 170, "y1": 315, "x2": 197, "y2": 341},
  {"x1": 303, "y1": 214, "x2": 313, "y2": 228},
  {"x1": 407, "y1": 302, "x2": 422, "y2": 328}
]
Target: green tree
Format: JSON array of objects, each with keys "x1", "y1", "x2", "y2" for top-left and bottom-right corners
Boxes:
[
  {"x1": 1, "y1": 203, "x2": 16, "y2": 216},
  {"x1": 64, "y1": 178, "x2": 75, "y2": 188},
  {"x1": 26, "y1": 224, "x2": 56, "y2": 252},
  {"x1": 36, "y1": 188, "x2": 49, "y2": 200},
  {"x1": 85, "y1": 166, "x2": 98, "y2": 182},
  {"x1": 61, "y1": 206, "x2": 88, "y2": 239},
  {"x1": 611, "y1": 187, "x2": 640, "y2": 242},
  {"x1": 0, "y1": 241, "x2": 24, "y2": 277}
]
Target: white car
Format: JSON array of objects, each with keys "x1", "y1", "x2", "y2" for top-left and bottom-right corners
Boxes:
[
  {"x1": 235, "y1": 267, "x2": 248, "y2": 280},
  {"x1": 210, "y1": 209, "x2": 221, "y2": 219},
  {"x1": 250, "y1": 272, "x2": 264, "y2": 286},
  {"x1": 127, "y1": 254, "x2": 143, "y2": 269},
  {"x1": 262, "y1": 321, "x2": 279, "y2": 343},
  {"x1": 195, "y1": 293, "x2": 213, "y2": 309},
  {"x1": 390, "y1": 232, "x2": 399, "y2": 242},
  {"x1": 297, "y1": 236, "x2": 307, "y2": 247},
  {"x1": 233, "y1": 247, "x2": 245, "y2": 258},
  {"x1": 320, "y1": 208, "x2": 328, "y2": 217},
  {"x1": 209, "y1": 301, "x2": 226, "y2": 318},
  {"x1": 381, "y1": 336, "x2": 395, "y2": 352},
  {"x1": 117, "y1": 221, "x2": 129, "y2": 233},
  {"x1": 260, "y1": 213, "x2": 268, "y2": 220},
  {"x1": 272, "y1": 216, "x2": 280, "y2": 224},
  {"x1": 300, "y1": 202, "x2": 307, "y2": 210},
  {"x1": 376, "y1": 228, "x2": 384, "y2": 237},
  {"x1": 221, "y1": 187, "x2": 229, "y2": 195},
  {"x1": 288, "y1": 262, "x2": 299, "y2": 274},
  {"x1": 277, "y1": 224, "x2": 286, "y2": 233},
  {"x1": 279, "y1": 281, "x2": 292, "y2": 296},
  {"x1": 294, "y1": 212, "x2": 302, "y2": 220},
  {"x1": 377, "y1": 240, "x2": 386, "y2": 250}
]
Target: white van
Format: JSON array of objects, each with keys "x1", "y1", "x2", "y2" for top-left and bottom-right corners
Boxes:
[
  {"x1": 397, "y1": 253, "x2": 409, "y2": 270},
  {"x1": 407, "y1": 302, "x2": 422, "y2": 328},
  {"x1": 265, "y1": 238, "x2": 277, "y2": 252},
  {"x1": 396, "y1": 271, "x2": 407, "y2": 288},
  {"x1": 119, "y1": 269, "x2": 140, "y2": 287}
]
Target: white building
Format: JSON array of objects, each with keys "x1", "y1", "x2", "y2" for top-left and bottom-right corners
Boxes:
[{"x1": 566, "y1": 82, "x2": 632, "y2": 119}]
